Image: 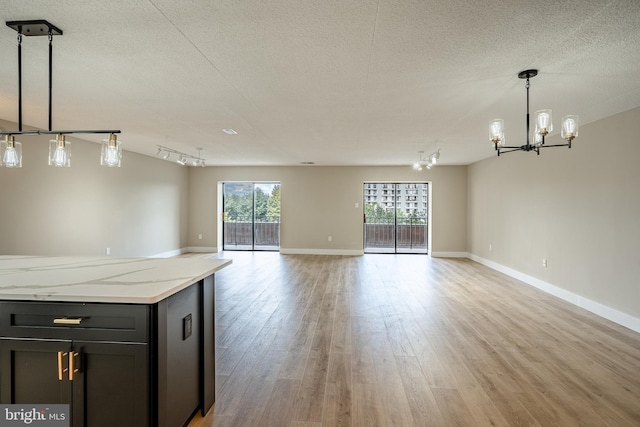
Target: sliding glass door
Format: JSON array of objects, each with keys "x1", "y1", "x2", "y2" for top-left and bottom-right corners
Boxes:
[
  {"x1": 223, "y1": 182, "x2": 280, "y2": 251},
  {"x1": 363, "y1": 183, "x2": 428, "y2": 254}
]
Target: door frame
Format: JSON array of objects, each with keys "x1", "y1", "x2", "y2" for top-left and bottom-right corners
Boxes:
[
  {"x1": 220, "y1": 181, "x2": 281, "y2": 251},
  {"x1": 362, "y1": 181, "x2": 432, "y2": 254}
]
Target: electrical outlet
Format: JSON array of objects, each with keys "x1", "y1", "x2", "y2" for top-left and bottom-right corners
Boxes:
[
  {"x1": 542, "y1": 258, "x2": 547, "y2": 268},
  {"x1": 198, "y1": 233, "x2": 203, "y2": 240},
  {"x1": 106, "y1": 247, "x2": 111, "y2": 256},
  {"x1": 489, "y1": 244, "x2": 492, "y2": 252},
  {"x1": 355, "y1": 202, "x2": 359, "y2": 208},
  {"x1": 328, "y1": 236, "x2": 332, "y2": 242},
  {"x1": 183, "y1": 314, "x2": 192, "y2": 340}
]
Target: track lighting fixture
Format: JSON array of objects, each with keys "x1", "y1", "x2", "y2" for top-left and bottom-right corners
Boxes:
[
  {"x1": 412, "y1": 148, "x2": 441, "y2": 171},
  {"x1": 490, "y1": 70, "x2": 579, "y2": 156},
  {"x1": 156, "y1": 146, "x2": 206, "y2": 167},
  {"x1": 0, "y1": 20, "x2": 122, "y2": 168}
]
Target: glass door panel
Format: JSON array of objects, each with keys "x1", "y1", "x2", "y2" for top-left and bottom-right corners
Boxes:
[
  {"x1": 223, "y1": 182, "x2": 280, "y2": 251},
  {"x1": 253, "y1": 183, "x2": 280, "y2": 250},
  {"x1": 363, "y1": 183, "x2": 428, "y2": 254}
]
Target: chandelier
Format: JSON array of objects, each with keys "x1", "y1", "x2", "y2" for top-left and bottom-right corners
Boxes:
[
  {"x1": 489, "y1": 69, "x2": 579, "y2": 156},
  {"x1": 412, "y1": 149, "x2": 440, "y2": 171},
  {"x1": 0, "y1": 20, "x2": 122, "y2": 168}
]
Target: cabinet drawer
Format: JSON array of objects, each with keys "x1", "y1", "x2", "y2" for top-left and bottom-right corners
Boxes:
[{"x1": 0, "y1": 302, "x2": 149, "y2": 343}]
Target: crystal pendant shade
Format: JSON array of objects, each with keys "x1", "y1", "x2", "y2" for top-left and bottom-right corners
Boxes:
[
  {"x1": 100, "y1": 133, "x2": 122, "y2": 167},
  {"x1": 48, "y1": 134, "x2": 71, "y2": 167},
  {"x1": 561, "y1": 115, "x2": 579, "y2": 140},
  {"x1": 1, "y1": 135, "x2": 22, "y2": 168},
  {"x1": 534, "y1": 109, "x2": 553, "y2": 136},
  {"x1": 489, "y1": 119, "x2": 505, "y2": 147}
]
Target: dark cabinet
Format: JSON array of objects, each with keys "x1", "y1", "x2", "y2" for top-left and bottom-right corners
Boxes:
[
  {"x1": 0, "y1": 274, "x2": 216, "y2": 427},
  {"x1": 0, "y1": 302, "x2": 149, "y2": 427},
  {"x1": 2, "y1": 339, "x2": 73, "y2": 405}
]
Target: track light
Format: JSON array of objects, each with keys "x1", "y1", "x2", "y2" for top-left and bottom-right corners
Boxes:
[
  {"x1": 156, "y1": 145, "x2": 207, "y2": 167},
  {"x1": 411, "y1": 147, "x2": 441, "y2": 171},
  {"x1": 430, "y1": 149, "x2": 440, "y2": 164}
]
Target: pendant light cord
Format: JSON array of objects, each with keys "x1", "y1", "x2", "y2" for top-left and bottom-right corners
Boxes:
[
  {"x1": 525, "y1": 77, "x2": 530, "y2": 149},
  {"x1": 17, "y1": 32, "x2": 22, "y2": 132},
  {"x1": 48, "y1": 31, "x2": 53, "y2": 132}
]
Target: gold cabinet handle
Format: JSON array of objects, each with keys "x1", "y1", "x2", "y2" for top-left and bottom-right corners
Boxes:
[
  {"x1": 69, "y1": 351, "x2": 80, "y2": 381},
  {"x1": 57, "y1": 351, "x2": 68, "y2": 380},
  {"x1": 53, "y1": 317, "x2": 83, "y2": 325}
]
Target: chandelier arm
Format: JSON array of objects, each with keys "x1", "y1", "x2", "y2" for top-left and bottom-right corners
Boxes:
[
  {"x1": 497, "y1": 145, "x2": 525, "y2": 149},
  {"x1": 539, "y1": 143, "x2": 570, "y2": 148},
  {"x1": 496, "y1": 147, "x2": 525, "y2": 155}
]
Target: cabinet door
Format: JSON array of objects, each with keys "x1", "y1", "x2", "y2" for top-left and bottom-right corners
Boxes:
[
  {"x1": 71, "y1": 341, "x2": 149, "y2": 427},
  {"x1": 0, "y1": 339, "x2": 73, "y2": 405}
]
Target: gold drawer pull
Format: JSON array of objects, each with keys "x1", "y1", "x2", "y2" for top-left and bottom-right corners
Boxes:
[
  {"x1": 53, "y1": 317, "x2": 83, "y2": 325},
  {"x1": 57, "y1": 351, "x2": 68, "y2": 380},
  {"x1": 69, "y1": 351, "x2": 79, "y2": 381}
]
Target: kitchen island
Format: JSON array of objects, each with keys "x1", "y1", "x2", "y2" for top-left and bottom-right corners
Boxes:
[{"x1": 0, "y1": 255, "x2": 231, "y2": 427}]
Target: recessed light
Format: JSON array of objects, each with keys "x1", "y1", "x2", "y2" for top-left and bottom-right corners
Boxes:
[{"x1": 222, "y1": 129, "x2": 238, "y2": 135}]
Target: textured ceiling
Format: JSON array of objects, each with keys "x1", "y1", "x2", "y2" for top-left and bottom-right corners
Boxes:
[{"x1": 0, "y1": 0, "x2": 639, "y2": 166}]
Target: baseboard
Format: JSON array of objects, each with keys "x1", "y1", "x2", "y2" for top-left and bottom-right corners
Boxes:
[
  {"x1": 469, "y1": 253, "x2": 640, "y2": 333},
  {"x1": 149, "y1": 248, "x2": 188, "y2": 258},
  {"x1": 431, "y1": 251, "x2": 469, "y2": 258},
  {"x1": 279, "y1": 248, "x2": 364, "y2": 256},
  {"x1": 186, "y1": 246, "x2": 219, "y2": 253}
]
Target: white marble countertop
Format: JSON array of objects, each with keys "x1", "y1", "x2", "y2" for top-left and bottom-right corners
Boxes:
[{"x1": 0, "y1": 256, "x2": 232, "y2": 304}]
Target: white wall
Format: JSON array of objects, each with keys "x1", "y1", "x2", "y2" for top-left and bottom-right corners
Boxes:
[
  {"x1": 188, "y1": 165, "x2": 468, "y2": 255},
  {"x1": 0, "y1": 119, "x2": 189, "y2": 257},
  {"x1": 468, "y1": 107, "x2": 640, "y2": 322}
]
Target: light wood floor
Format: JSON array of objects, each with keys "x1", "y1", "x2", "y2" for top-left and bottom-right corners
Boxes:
[{"x1": 185, "y1": 252, "x2": 640, "y2": 426}]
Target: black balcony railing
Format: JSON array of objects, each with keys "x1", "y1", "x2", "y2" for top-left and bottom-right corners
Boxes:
[
  {"x1": 364, "y1": 216, "x2": 428, "y2": 251},
  {"x1": 223, "y1": 216, "x2": 280, "y2": 249}
]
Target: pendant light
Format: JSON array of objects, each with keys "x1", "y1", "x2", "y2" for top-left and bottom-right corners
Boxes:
[
  {"x1": 489, "y1": 69, "x2": 579, "y2": 156},
  {"x1": 48, "y1": 134, "x2": 70, "y2": 167},
  {"x1": 0, "y1": 135, "x2": 22, "y2": 167},
  {"x1": 0, "y1": 20, "x2": 122, "y2": 168},
  {"x1": 101, "y1": 133, "x2": 122, "y2": 167}
]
